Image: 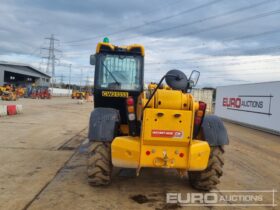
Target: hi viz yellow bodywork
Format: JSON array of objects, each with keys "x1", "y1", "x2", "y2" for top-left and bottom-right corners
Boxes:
[
  {"x1": 87, "y1": 40, "x2": 227, "y2": 190},
  {"x1": 111, "y1": 88, "x2": 210, "y2": 173},
  {"x1": 96, "y1": 42, "x2": 145, "y2": 56}
]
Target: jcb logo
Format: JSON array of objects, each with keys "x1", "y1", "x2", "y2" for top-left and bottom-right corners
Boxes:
[{"x1": 102, "y1": 91, "x2": 129, "y2": 98}]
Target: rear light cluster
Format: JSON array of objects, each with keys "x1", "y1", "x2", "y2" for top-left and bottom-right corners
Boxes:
[
  {"x1": 193, "y1": 101, "x2": 207, "y2": 138},
  {"x1": 195, "y1": 102, "x2": 206, "y2": 125},
  {"x1": 126, "y1": 97, "x2": 135, "y2": 121}
]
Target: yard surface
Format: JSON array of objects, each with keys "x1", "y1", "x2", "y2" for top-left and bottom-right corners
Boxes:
[{"x1": 0, "y1": 98, "x2": 279, "y2": 210}]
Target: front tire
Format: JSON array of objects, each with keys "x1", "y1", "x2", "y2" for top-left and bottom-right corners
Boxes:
[
  {"x1": 87, "y1": 142, "x2": 112, "y2": 186},
  {"x1": 188, "y1": 146, "x2": 224, "y2": 191}
]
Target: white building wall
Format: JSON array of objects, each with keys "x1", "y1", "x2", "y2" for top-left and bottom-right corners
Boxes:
[{"x1": 49, "y1": 88, "x2": 72, "y2": 97}]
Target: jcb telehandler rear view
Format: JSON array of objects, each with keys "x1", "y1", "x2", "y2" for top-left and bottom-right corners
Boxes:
[{"x1": 87, "y1": 38, "x2": 228, "y2": 190}]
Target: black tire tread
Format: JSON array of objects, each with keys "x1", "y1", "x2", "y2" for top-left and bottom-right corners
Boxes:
[
  {"x1": 188, "y1": 146, "x2": 224, "y2": 191},
  {"x1": 87, "y1": 142, "x2": 112, "y2": 186}
]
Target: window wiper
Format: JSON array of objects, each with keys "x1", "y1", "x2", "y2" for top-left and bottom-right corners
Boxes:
[{"x1": 101, "y1": 61, "x2": 120, "y2": 85}]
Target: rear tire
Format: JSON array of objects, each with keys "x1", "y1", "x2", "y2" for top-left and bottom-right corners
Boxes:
[
  {"x1": 87, "y1": 142, "x2": 112, "y2": 186},
  {"x1": 188, "y1": 146, "x2": 224, "y2": 191}
]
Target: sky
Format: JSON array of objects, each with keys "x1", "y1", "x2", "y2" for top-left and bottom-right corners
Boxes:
[{"x1": 0, "y1": 0, "x2": 280, "y2": 87}]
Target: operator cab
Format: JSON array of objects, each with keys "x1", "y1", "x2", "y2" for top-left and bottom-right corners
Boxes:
[{"x1": 90, "y1": 38, "x2": 145, "y2": 126}]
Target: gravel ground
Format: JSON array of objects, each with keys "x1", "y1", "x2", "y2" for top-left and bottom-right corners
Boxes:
[{"x1": 0, "y1": 97, "x2": 279, "y2": 210}]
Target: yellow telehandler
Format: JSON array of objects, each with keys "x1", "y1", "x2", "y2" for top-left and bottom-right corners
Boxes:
[{"x1": 87, "y1": 38, "x2": 228, "y2": 190}]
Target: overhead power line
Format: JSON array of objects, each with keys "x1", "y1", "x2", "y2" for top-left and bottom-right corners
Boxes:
[
  {"x1": 63, "y1": 0, "x2": 223, "y2": 44},
  {"x1": 204, "y1": 70, "x2": 280, "y2": 76},
  {"x1": 145, "y1": 45, "x2": 280, "y2": 65},
  {"x1": 147, "y1": 54, "x2": 280, "y2": 65},
  {"x1": 59, "y1": 29, "x2": 280, "y2": 66},
  {"x1": 146, "y1": 58, "x2": 280, "y2": 68},
  {"x1": 180, "y1": 9, "x2": 280, "y2": 37},
  {"x1": 150, "y1": 70, "x2": 280, "y2": 76},
  {"x1": 65, "y1": 0, "x2": 276, "y2": 46},
  {"x1": 60, "y1": 29, "x2": 280, "y2": 59},
  {"x1": 68, "y1": 0, "x2": 184, "y2": 40},
  {"x1": 115, "y1": 0, "x2": 277, "y2": 42},
  {"x1": 148, "y1": 67, "x2": 280, "y2": 74},
  {"x1": 225, "y1": 29, "x2": 280, "y2": 41},
  {"x1": 61, "y1": 45, "x2": 280, "y2": 69},
  {"x1": 180, "y1": 29, "x2": 280, "y2": 54}
]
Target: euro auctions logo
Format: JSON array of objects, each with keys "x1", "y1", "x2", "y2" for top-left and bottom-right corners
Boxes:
[
  {"x1": 222, "y1": 95, "x2": 273, "y2": 116},
  {"x1": 223, "y1": 97, "x2": 264, "y2": 109},
  {"x1": 166, "y1": 190, "x2": 277, "y2": 207}
]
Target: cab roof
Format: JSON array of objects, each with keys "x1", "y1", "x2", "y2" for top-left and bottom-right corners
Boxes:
[{"x1": 96, "y1": 42, "x2": 145, "y2": 56}]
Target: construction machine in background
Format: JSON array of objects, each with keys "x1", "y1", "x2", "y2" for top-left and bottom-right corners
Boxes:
[
  {"x1": 1, "y1": 91, "x2": 17, "y2": 101},
  {"x1": 0, "y1": 85, "x2": 27, "y2": 99},
  {"x1": 0, "y1": 84, "x2": 12, "y2": 95},
  {"x1": 77, "y1": 91, "x2": 86, "y2": 99},
  {"x1": 0, "y1": 86, "x2": 6, "y2": 96},
  {"x1": 71, "y1": 90, "x2": 78, "y2": 99},
  {"x1": 71, "y1": 90, "x2": 86, "y2": 99},
  {"x1": 16, "y1": 87, "x2": 26, "y2": 98},
  {"x1": 0, "y1": 85, "x2": 18, "y2": 101},
  {"x1": 87, "y1": 38, "x2": 228, "y2": 191}
]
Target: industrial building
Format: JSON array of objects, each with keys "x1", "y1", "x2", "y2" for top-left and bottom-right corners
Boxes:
[{"x1": 0, "y1": 61, "x2": 50, "y2": 87}]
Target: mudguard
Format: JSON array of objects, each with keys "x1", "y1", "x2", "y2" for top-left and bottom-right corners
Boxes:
[
  {"x1": 201, "y1": 115, "x2": 229, "y2": 146},
  {"x1": 88, "y1": 108, "x2": 120, "y2": 142}
]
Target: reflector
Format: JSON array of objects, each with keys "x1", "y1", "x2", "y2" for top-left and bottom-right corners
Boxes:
[{"x1": 127, "y1": 97, "x2": 134, "y2": 106}]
